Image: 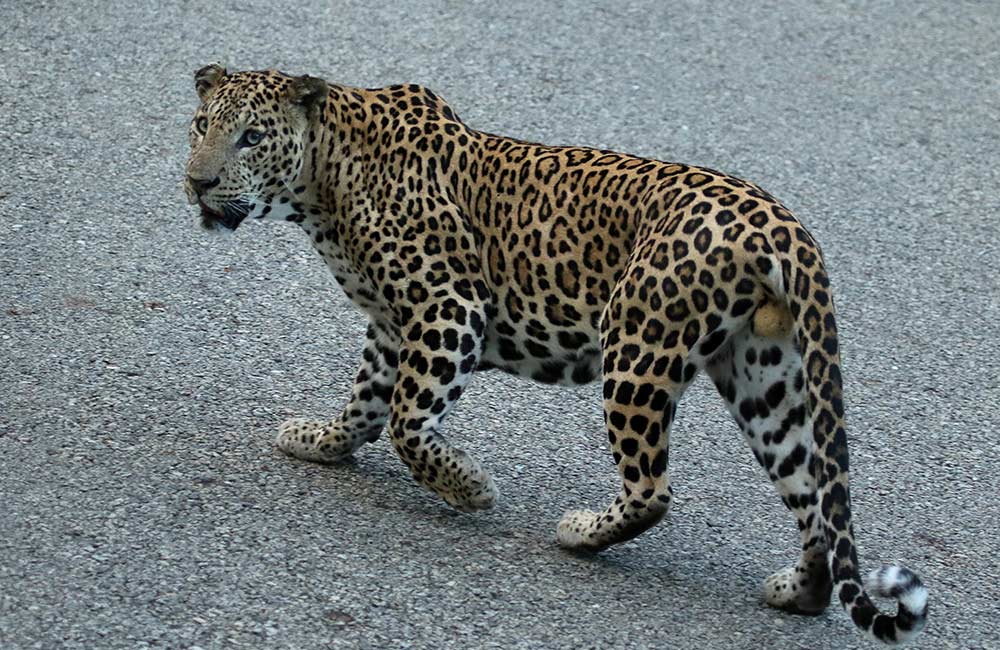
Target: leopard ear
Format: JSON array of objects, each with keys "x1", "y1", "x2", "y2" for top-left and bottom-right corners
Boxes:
[
  {"x1": 287, "y1": 75, "x2": 328, "y2": 118},
  {"x1": 194, "y1": 64, "x2": 227, "y2": 103}
]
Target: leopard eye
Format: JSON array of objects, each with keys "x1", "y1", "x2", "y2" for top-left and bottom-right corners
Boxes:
[
  {"x1": 238, "y1": 129, "x2": 265, "y2": 148},
  {"x1": 195, "y1": 116, "x2": 209, "y2": 134}
]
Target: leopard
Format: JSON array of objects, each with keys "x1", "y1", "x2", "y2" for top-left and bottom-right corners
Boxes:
[{"x1": 183, "y1": 65, "x2": 928, "y2": 644}]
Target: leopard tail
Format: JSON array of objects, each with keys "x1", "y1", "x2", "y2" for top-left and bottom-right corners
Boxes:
[{"x1": 770, "y1": 228, "x2": 928, "y2": 645}]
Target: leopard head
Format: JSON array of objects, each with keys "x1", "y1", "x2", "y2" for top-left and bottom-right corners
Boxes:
[{"x1": 184, "y1": 65, "x2": 327, "y2": 231}]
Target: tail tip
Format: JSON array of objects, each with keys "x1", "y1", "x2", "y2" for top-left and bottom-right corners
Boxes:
[{"x1": 865, "y1": 566, "x2": 928, "y2": 614}]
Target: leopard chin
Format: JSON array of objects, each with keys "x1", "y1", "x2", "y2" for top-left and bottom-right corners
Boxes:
[{"x1": 198, "y1": 200, "x2": 248, "y2": 231}]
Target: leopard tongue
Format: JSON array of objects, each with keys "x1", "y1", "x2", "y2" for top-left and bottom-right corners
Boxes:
[{"x1": 198, "y1": 199, "x2": 224, "y2": 218}]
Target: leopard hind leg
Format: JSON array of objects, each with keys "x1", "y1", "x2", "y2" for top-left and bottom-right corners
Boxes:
[{"x1": 705, "y1": 301, "x2": 832, "y2": 615}]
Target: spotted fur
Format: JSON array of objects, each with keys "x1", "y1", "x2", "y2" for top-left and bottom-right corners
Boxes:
[{"x1": 183, "y1": 66, "x2": 928, "y2": 644}]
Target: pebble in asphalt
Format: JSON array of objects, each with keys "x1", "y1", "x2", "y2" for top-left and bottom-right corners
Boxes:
[{"x1": 2, "y1": 1, "x2": 999, "y2": 649}]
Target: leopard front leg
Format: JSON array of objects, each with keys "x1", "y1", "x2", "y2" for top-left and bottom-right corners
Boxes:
[
  {"x1": 388, "y1": 299, "x2": 496, "y2": 512},
  {"x1": 276, "y1": 323, "x2": 398, "y2": 463}
]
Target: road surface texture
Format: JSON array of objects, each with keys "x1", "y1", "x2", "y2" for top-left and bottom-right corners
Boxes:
[{"x1": 2, "y1": 1, "x2": 998, "y2": 648}]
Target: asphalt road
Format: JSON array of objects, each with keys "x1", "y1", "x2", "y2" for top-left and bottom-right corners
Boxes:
[{"x1": 2, "y1": 1, "x2": 999, "y2": 648}]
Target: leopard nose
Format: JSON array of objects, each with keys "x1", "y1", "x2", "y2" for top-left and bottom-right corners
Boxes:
[{"x1": 187, "y1": 175, "x2": 221, "y2": 194}]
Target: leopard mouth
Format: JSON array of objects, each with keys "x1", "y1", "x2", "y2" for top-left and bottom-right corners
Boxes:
[{"x1": 199, "y1": 199, "x2": 249, "y2": 231}]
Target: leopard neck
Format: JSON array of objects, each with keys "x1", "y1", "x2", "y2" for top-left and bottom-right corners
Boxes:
[{"x1": 294, "y1": 82, "x2": 483, "y2": 239}]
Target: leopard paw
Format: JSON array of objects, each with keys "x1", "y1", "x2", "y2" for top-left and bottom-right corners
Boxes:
[
  {"x1": 412, "y1": 449, "x2": 498, "y2": 512},
  {"x1": 442, "y1": 470, "x2": 498, "y2": 512},
  {"x1": 556, "y1": 510, "x2": 603, "y2": 552},
  {"x1": 764, "y1": 564, "x2": 832, "y2": 616},
  {"x1": 275, "y1": 418, "x2": 355, "y2": 463}
]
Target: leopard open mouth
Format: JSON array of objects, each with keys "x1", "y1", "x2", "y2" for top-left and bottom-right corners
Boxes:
[{"x1": 199, "y1": 199, "x2": 249, "y2": 231}]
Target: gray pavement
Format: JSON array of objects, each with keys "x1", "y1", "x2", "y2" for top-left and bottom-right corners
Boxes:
[{"x1": 1, "y1": 1, "x2": 999, "y2": 648}]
